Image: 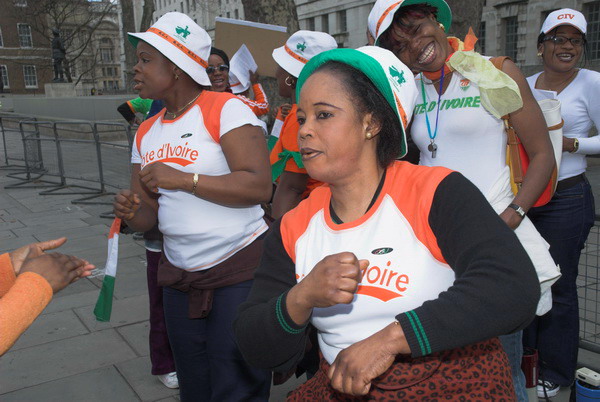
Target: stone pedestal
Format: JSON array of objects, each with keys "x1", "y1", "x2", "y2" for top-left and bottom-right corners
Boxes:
[{"x1": 44, "y1": 82, "x2": 76, "y2": 97}]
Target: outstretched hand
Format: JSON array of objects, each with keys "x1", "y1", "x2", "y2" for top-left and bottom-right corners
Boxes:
[
  {"x1": 20, "y1": 252, "x2": 95, "y2": 294},
  {"x1": 9, "y1": 237, "x2": 68, "y2": 274}
]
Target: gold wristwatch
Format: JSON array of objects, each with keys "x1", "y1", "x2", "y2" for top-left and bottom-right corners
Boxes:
[{"x1": 570, "y1": 138, "x2": 579, "y2": 153}]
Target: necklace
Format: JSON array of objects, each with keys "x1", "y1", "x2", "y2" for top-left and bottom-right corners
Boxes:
[
  {"x1": 420, "y1": 68, "x2": 445, "y2": 159},
  {"x1": 539, "y1": 69, "x2": 578, "y2": 93},
  {"x1": 164, "y1": 92, "x2": 202, "y2": 119}
]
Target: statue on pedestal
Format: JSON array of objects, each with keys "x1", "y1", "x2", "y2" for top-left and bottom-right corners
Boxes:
[{"x1": 51, "y1": 28, "x2": 66, "y2": 82}]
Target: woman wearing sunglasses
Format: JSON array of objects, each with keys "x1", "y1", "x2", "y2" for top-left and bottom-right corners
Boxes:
[
  {"x1": 524, "y1": 9, "x2": 599, "y2": 398},
  {"x1": 207, "y1": 47, "x2": 231, "y2": 92}
]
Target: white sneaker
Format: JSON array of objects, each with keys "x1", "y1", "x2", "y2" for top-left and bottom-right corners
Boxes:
[
  {"x1": 537, "y1": 380, "x2": 560, "y2": 398},
  {"x1": 157, "y1": 372, "x2": 179, "y2": 389}
]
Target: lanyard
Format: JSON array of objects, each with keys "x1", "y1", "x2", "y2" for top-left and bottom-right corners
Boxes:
[{"x1": 420, "y1": 68, "x2": 445, "y2": 143}]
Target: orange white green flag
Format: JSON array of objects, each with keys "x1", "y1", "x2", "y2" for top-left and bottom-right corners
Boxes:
[{"x1": 94, "y1": 218, "x2": 121, "y2": 322}]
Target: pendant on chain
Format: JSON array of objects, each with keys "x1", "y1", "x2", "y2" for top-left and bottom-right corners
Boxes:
[{"x1": 428, "y1": 141, "x2": 438, "y2": 158}]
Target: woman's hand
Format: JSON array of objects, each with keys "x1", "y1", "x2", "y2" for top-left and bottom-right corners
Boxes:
[
  {"x1": 139, "y1": 162, "x2": 188, "y2": 193},
  {"x1": 286, "y1": 252, "x2": 367, "y2": 326},
  {"x1": 563, "y1": 136, "x2": 577, "y2": 152},
  {"x1": 328, "y1": 322, "x2": 409, "y2": 396},
  {"x1": 113, "y1": 189, "x2": 142, "y2": 221},
  {"x1": 20, "y1": 253, "x2": 95, "y2": 294},
  {"x1": 9, "y1": 237, "x2": 67, "y2": 274},
  {"x1": 499, "y1": 207, "x2": 523, "y2": 230}
]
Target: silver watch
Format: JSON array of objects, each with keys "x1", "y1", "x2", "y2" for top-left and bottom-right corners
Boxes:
[{"x1": 508, "y1": 203, "x2": 526, "y2": 218}]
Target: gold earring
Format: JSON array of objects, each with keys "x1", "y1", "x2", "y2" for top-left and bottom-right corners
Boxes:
[
  {"x1": 366, "y1": 132, "x2": 372, "y2": 139},
  {"x1": 438, "y1": 22, "x2": 445, "y2": 31},
  {"x1": 285, "y1": 76, "x2": 294, "y2": 87}
]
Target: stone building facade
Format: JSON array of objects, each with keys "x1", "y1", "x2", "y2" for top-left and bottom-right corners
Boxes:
[{"x1": 481, "y1": 0, "x2": 600, "y2": 75}]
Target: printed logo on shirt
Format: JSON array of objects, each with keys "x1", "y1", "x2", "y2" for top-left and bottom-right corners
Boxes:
[
  {"x1": 371, "y1": 247, "x2": 393, "y2": 255},
  {"x1": 175, "y1": 25, "x2": 191, "y2": 40},
  {"x1": 357, "y1": 260, "x2": 410, "y2": 302},
  {"x1": 181, "y1": 133, "x2": 193, "y2": 138},
  {"x1": 460, "y1": 79, "x2": 470, "y2": 91},
  {"x1": 141, "y1": 142, "x2": 199, "y2": 167},
  {"x1": 414, "y1": 96, "x2": 481, "y2": 114}
]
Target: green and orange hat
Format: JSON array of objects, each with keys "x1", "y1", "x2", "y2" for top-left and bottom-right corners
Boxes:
[
  {"x1": 368, "y1": 0, "x2": 452, "y2": 45},
  {"x1": 296, "y1": 46, "x2": 418, "y2": 158}
]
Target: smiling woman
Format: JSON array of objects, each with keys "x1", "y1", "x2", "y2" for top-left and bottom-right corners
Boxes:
[
  {"x1": 112, "y1": 12, "x2": 272, "y2": 402},
  {"x1": 370, "y1": 1, "x2": 562, "y2": 400},
  {"x1": 524, "y1": 8, "x2": 600, "y2": 398},
  {"x1": 234, "y1": 46, "x2": 540, "y2": 400}
]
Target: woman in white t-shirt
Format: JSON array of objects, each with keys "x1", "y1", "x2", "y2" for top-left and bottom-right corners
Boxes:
[
  {"x1": 112, "y1": 13, "x2": 272, "y2": 401},
  {"x1": 523, "y1": 9, "x2": 598, "y2": 397},
  {"x1": 368, "y1": 1, "x2": 561, "y2": 400}
]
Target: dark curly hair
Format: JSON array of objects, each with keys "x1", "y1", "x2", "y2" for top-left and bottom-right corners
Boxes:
[
  {"x1": 311, "y1": 61, "x2": 404, "y2": 168},
  {"x1": 210, "y1": 47, "x2": 230, "y2": 67}
]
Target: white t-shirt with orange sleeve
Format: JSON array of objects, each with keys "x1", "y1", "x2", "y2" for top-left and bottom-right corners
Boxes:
[{"x1": 131, "y1": 91, "x2": 268, "y2": 271}]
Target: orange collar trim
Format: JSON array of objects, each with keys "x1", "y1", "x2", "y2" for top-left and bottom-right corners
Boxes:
[
  {"x1": 147, "y1": 27, "x2": 208, "y2": 68},
  {"x1": 284, "y1": 45, "x2": 309, "y2": 64}
]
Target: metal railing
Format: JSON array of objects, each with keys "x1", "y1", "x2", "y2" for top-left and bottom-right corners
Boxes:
[
  {"x1": 0, "y1": 112, "x2": 133, "y2": 208},
  {"x1": 579, "y1": 218, "x2": 600, "y2": 353}
]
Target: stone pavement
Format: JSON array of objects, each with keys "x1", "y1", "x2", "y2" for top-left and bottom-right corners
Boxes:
[{"x1": 0, "y1": 141, "x2": 600, "y2": 400}]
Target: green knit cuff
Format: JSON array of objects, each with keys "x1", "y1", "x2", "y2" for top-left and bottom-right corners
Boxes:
[{"x1": 275, "y1": 293, "x2": 307, "y2": 335}]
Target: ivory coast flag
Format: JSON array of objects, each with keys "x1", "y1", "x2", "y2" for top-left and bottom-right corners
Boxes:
[{"x1": 94, "y1": 218, "x2": 121, "y2": 322}]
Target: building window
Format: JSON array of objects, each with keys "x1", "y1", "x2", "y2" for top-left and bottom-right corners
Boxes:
[
  {"x1": 1, "y1": 65, "x2": 9, "y2": 89},
  {"x1": 23, "y1": 65, "x2": 37, "y2": 88},
  {"x1": 0, "y1": 27, "x2": 3, "y2": 47},
  {"x1": 322, "y1": 15, "x2": 329, "y2": 33},
  {"x1": 586, "y1": 2, "x2": 600, "y2": 60},
  {"x1": 307, "y1": 17, "x2": 315, "y2": 31},
  {"x1": 503, "y1": 17, "x2": 518, "y2": 61},
  {"x1": 338, "y1": 10, "x2": 347, "y2": 33},
  {"x1": 17, "y1": 23, "x2": 33, "y2": 48},
  {"x1": 226, "y1": 11, "x2": 230, "y2": 18},
  {"x1": 235, "y1": 9, "x2": 239, "y2": 19},
  {"x1": 478, "y1": 21, "x2": 486, "y2": 54},
  {"x1": 100, "y1": 38, "x2": 114, "y2": 62}
]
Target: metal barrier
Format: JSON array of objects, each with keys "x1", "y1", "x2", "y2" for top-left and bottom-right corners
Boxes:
[
  {"x1": 1, "y1": 113, "x2": 134, "y2": 208},
  {"x1": 0, "y1": 113, "x2": 37, "y2": 170},
  {"x1": 579, "y1": 218, "x2": 600, "y2": 353}
]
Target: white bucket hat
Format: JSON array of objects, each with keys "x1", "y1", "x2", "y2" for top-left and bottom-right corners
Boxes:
[
  {"x1": 272, "y1": 30, "x2": 338, "y2": 78},
  {"x1": 128, "y1": 12, "x2": 211, "y2": 86},
  {"x1": 296, "y1": 46, "x2": 418, "y2": 158},
  {"x1": 368, "y1": 0, "x2": 452, "y2": 44},
  {"x1": 541, "y1": 8, "x2": 587, "y2": 35}
]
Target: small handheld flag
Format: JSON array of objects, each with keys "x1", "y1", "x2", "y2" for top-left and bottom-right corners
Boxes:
[{"x1": 93, "y1": 218, "x2": 121, "y2": 322}]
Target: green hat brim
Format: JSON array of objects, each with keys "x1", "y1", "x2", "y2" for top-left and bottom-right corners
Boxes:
[{"x1": 296, "y1": 48, "x2": 407, "y2": 159}]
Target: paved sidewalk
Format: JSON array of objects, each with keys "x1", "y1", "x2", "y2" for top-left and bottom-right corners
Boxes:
[{"x1": 0, "y1": 148, "x2": 600, "y2": 400}]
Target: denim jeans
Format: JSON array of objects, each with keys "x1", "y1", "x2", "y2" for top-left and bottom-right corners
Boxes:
[
  {"x1": 500, "y1": 331, "x2": 528, "y2": 401},
  {"x1": 163, "y1": 280, "x2": 271, "y2": 402},
  {"x1": 523, "y1": 178, "x2": 595, "y2": 386}
]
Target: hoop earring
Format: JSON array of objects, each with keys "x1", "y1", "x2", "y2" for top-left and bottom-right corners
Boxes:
[{"x1": 285, "y1": 76, "x2": 294, "y2": 87}]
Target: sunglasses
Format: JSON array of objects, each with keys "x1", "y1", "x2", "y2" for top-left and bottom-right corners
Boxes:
[
  {"x1": 544, "y1": 35, "x2": 585, "y2": 47},
  {"x1": 206, "y1": 64, "x2": 229, "y2": 75}
]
